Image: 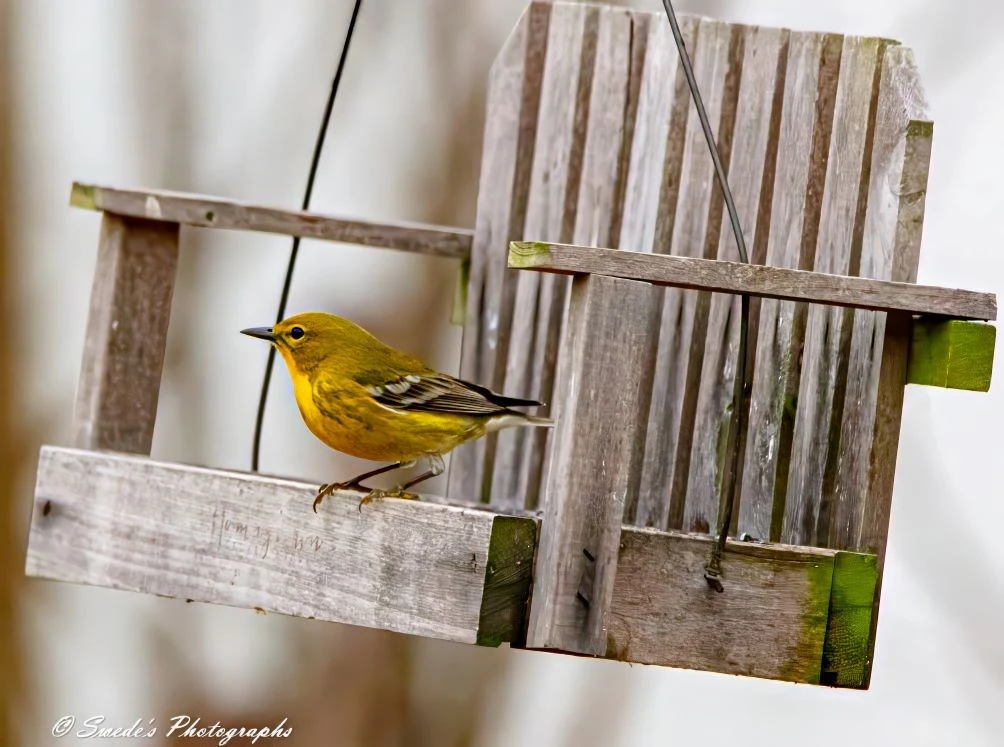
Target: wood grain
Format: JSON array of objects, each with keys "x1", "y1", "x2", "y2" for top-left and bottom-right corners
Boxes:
[
  {"x1": 637, "y1": 18, "x2": 733, "y2": 530},
  {"x1": 526, "y1": 274, "x2": 659, "y2": 655},
  {"x1": 71, "y1": 182, "x2": 472, "y2": 260},
  {"x1": 489, "y1": 1, "x2": 590, "y2": 512},
  {"x1": 856, "y1": 46, "x2": 935, "y2": 687},
  {"x1": 738, "y1": 31, "x2": 839, "y2": 542},
  {"x1": 685, "y1": 26, "x2": 786, "y2": 536},
  {"x1": 26, "y1": 446, "x2": 535, "y2": 646},
  {"x1": 447, "y1": 2, "x2": 545, "y2": 503},
  {"x1": 907, "y1": 319, "x2": 995, "y2": 392},
  {"x1": 783, "y1": 37, "x2": 884, "y2": 546},
  {"x1": 73, "y1": 214, "x2": 179, "y2": 454},
  {"x1": 607, "y1": 528, "x2": 835, "y2": 683},
  {"x1": 508, "y1": 241, "x2": 995, "y2": 321}
]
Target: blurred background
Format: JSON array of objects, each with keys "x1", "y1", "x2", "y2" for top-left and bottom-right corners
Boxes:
[{"x1": 2, "y1": 0, "x2": 1002, "y2": 745}]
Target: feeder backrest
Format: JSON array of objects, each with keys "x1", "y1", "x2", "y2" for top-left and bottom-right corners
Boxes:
[{"x1": 448, "y1": 1, "x2": 931, "y2": 555}]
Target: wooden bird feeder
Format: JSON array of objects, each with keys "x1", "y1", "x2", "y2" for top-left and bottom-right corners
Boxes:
[{"x1": 25, "y1": 2, "x2": 997, "y2": 689}]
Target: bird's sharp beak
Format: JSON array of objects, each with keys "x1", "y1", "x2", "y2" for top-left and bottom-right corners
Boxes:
[{"x1": 241, "y1": 326, "x2": 276, "y2": 342}]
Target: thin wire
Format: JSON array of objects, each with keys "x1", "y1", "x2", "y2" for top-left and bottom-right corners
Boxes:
[
  {"x1": 660, "y1": 0, "x2": 751, "y2": 591},
  {"x1": 251, "y1": 0, "x2": 365, "y2": 472}
]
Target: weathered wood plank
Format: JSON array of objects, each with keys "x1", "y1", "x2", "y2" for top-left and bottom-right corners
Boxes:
[
  {"x1": 855, "y1": 46, "x2": 936, "y2": 688},
  {"x1": 607, "y1": 529, "x2": 835, "y2": 683},
  {"x1": 73, "y1": 214, "x2": 179, "y2": 454},
  {"x1": 519, "y1": 5, "x2": 635, "y2": 512},
  {"x1": 907, "y1": 319, "x2": 995, "y2": 392},
  {"x1": 820, "y1": 551, "x2": 878, "y2": 688},
  {"x1": 26, "y1": 447, "x2": 535, "y2": 646},
  {"x1": 507, "y1": 242, "x2": 996, "y2": 321},
  {"x1": 686, "y1": 26, "x2": 786, "y2": 537},
  {"x1": 71, "y1": 182, "x2": 472, "y2": 260},
  {"x1": 636, "y1": 18, "x2": 732, "y2": 530},
  {"x1": 448, "y1": 2, "x2": 545, "y2": 503},
  {"x1": 739, "y1": 31, "x2": 837, "y2": 542},
  {"x1": 624, "y1": 13, "x2": 695, "y2": 527},
  {"x1": 783, "y1": 37, "x2": 884, "y2": 547},
  {"x1": 831, "y1": 40, "x2": 931, "y2": 554},
  {"x1": 489, "y1": 1, "x2": 590, "y2": 512},
  {"x1": 527, "y1": 274, "x2": 660, "y2": 655}
]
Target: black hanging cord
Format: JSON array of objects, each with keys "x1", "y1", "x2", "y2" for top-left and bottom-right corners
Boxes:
[
  {"x1": 251, "y1": 0, "x2": 364, "y2": 472},
  {"x1": 660, "y1": 0, "x2": 751, "y2": 592}
]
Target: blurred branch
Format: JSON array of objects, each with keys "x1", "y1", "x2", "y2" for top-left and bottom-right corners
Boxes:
[{"x1": 0, "y1": 0, "x2": 27, "y2": 742}]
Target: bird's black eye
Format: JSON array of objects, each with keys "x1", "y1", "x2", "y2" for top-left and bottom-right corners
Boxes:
[{"x1": 289, "y1": 326, "x2": 305, "y2": 340}]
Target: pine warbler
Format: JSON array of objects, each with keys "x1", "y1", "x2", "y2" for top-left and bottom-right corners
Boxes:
[{"x1": 242, "y1": 312, "x2": 552, "y2": 511}]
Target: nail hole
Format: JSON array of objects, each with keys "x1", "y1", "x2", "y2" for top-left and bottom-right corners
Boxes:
[{"x1": 42, "y1": 501, "x2": 52, "y2": 517}]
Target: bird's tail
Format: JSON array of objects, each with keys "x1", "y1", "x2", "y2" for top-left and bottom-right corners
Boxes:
[{"x1": 487, "y1": 411, "x2": 554, "y2": 432}]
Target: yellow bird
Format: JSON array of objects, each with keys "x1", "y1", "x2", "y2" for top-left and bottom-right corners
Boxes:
[{"x1": 241, "y1": 312, "x2": 552, "y2": 511}]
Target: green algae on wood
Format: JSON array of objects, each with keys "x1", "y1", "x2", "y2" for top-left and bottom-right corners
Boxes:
[
  {"x1": 907, "y1": 318, "x2": 995, "y2": 392},
  {"x1": 476, "y1": 515, "x2": 537, "y2": 647},
  {"x1": 451, "y1": 257, "x2": 470, "y2": 326},
  {"x1": 820, "y1": 551, "x2": 879, "y2": 688}
]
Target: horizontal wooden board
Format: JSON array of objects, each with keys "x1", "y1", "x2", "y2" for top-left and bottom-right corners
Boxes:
[
  {"x1": 26, "y1": 446, "x2": 532, "y2": 646},
  {"x1": 26, "y1": 446, "x2": 876, "y2": 685},
  {"x1": 608, "y1": 528, "x2": 839, "y2": 683},
  {"x1": 509, "y1": 241, "x2": 997, "y2": 320},
  {"x1": 70, "y1": 182, "x2": 473, "y2": 260}
]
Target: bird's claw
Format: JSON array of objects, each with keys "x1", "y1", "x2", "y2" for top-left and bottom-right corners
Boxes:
[
  {"x1": 312, "y1": 480, "x2": 370, "y2": 513},
  {"x1": 357, "y1": 487, "x2": 419, "y2": 512}
]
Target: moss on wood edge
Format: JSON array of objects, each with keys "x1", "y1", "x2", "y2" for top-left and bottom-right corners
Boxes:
[
  {"x1": 476, "y1": 515, "x2": 537, "y2": 646},
  {"x1": 69, "y1": 182, "x2": 97, "y2": 210},
  {"x1": 820, "y1": 551, "x2": 879, "y2": 688},
  {"x1": 508, "y1": 241, "x2": 553, "y2": 269},
  {"x1": 908, "y1": 318, "x2": 995, "y2": 392}
]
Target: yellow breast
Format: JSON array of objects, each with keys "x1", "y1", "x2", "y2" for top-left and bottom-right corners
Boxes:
[{"x1": 280, "y1": 352, "x2": 483, "y2": 463}]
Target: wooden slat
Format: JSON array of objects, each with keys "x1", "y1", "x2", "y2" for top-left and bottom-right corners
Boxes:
[
  {"x1": 738, "y1": 31, "x2": 841, "y2": 542},
  {"x1": 782, "y1": 37, "x2": 885, "y2": 547},
  {"x1": 636, "y1": 18, "x2": 732, "y2": 529},
  {"x1": 607, "y1": 529, "x2": 836, "y2": 682},
  {"x1": 527, "y1": 274, "x2": 660, "y2": 655},
  {"x1": 26, "y1": 447, "x2": 535, "y2": 647},
  {"x1": 447, "y1": 0, "x2": 549, "y2": 504},
  {"x1": 489, "y1": 1, "x2": 590, "y2": 512},
  {"x1": 71, "y1": 182, "x2": 472, "y2": 260},
  {"x1": 507, "y1": 241, "x2": 996, "y2": 321},
  {"x1": 827, "y1": 44, "x2": 931, "y2": 552},
  {"x1": 685, "y1": 26, "x2": 787, "y2": 535},
  {"x1": 907, "y1": 319, "x2": 995, "y2": 392},
  {"x1": 855, "y1": 46, "x2": 937, "y2": 687},
  {"x1": 520, "y1": 5, "x2": 635, "y2": 511},
  {"x1": 73, "y1": 214, "x2": 179, "y2": 454}
]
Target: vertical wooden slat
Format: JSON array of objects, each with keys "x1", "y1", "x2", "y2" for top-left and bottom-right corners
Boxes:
[
  {"x1": 781, "y1": 37, "x2": 881, "y2": 546},
  {"x1": 72, "y1": 213, "x2": 179, "y2": 454},
  {"x1": 527, "y1": 274, "x2": 659, "y2": 655},
  {"x1": 737, "y1": 32, "x2": 837, "y2": 541},
  {"x1": 636, "y1": 19, "x2": 733, "y2": 530},
  {"x1": 833, "y1": 45, "x2": 931, "y2": 554},
  {"x1": 684, "y1": 26, "x2": 786, "y2": 536},
  {"x1": 520, "y1": 6, "x2": 634, "y2": 511},
  {"x1": 489, "y1": 2, "x2": 590, "y2": 511},
  {"x1": 448, "y1": 2, "x2": 547, "y2": 502}
]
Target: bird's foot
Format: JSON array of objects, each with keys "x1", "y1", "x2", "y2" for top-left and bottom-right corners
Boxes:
[
  {"x1": 312, "y1": 480, "x2": 371, "y2": 513},
  {"x1": 357, "y1": 487, "x2": 419, "y2": 512}
]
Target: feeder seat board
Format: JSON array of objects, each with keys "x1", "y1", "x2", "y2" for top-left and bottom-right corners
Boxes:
[{"x1": 24, "y1": 1, "x2": 997, "y2": 690}]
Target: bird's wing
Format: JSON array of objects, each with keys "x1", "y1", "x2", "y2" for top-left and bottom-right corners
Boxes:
[{"x1": 360, "y1": 371, "x2": 542, "y2": 416}]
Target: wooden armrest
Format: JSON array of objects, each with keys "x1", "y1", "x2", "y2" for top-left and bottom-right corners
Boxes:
[{"x1": 71, "y1": 182, "x2": 473, "y2": 259}]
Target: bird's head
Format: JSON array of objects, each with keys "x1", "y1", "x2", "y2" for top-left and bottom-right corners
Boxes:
[{"x1": 241, "y1": 312, "x2": 367, "y2": 374}]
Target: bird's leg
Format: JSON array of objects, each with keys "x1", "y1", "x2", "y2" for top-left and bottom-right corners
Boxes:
[
  {"x1": 312, "y1": 461, "x2": 407, "y2": 513},
  {"x1": 358, "y1": 454, "x2": 445, "y2": 510}
]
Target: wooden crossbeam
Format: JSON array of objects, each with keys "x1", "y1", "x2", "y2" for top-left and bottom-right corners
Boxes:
[
  {"x1": 70, "y1": 182, "x2": 473, "y2": 260},
  {"x1": 509, "y1": 241, "x2": 998, "y2": 321},
  {"x1": 26, "y1": 446, "x2": 877, "y2": 687}
]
